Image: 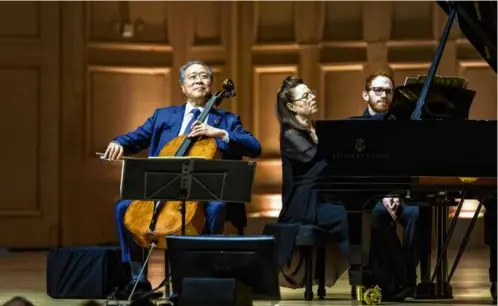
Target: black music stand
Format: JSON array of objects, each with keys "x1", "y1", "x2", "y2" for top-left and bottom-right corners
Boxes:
[
  {"x1": 120, "y1": 157, "x2": 257, "y2": 235},
  {"x1": 389, "y1": 76, "x2": 475, "y2": 121},
  {"x1": 117, "y1": 157, "x2": 257, "y2": 303}
]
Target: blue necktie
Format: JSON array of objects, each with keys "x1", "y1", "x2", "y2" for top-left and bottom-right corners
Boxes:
[{"x1": 183, "y1": 108, "x2": 201, "y2": 135}]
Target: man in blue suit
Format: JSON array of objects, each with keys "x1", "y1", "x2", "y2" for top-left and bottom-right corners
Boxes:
[{"x1": 102, "y1": 60, "x2": 262, "y2": 299}]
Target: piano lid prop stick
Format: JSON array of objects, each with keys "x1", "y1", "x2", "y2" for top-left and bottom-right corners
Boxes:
[{"x1": 410, "y1": 5, "x2": 457, "y2": 120}]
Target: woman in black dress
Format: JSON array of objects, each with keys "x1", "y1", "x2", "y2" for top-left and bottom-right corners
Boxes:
[{"x1": 272, "y1": 76, "x2": 350, "y2": 289}]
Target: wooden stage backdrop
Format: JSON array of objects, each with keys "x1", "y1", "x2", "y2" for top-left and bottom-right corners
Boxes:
[{"x1": 0, "y1": 1, "x2": 495, "y2": 249}]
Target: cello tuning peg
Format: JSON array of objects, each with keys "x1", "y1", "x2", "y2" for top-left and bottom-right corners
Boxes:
[{"x1": 222, "y1": 79, "x2": 235, "y2": 92}]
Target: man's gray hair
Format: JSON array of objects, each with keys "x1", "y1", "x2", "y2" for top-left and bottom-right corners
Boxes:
[{"x1": 179, "y1": 60, "x2": 213, "y2": 84}]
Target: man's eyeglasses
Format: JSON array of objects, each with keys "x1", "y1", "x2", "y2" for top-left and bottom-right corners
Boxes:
[
  {"x1": 187, "y1": 73, "x2": 210, "y2": 82},
  {"x1": 369, "y1": 87, "x2": 394, "y2": 96}
]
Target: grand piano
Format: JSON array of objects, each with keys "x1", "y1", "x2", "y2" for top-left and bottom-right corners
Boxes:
[{"x1": 314, "y1": 0, "x2": 497, "y2": 301}]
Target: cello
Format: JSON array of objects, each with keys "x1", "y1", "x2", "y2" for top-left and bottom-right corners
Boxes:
[{"x1": 101, "y1": 79, "x2": 236, "y2": 252}]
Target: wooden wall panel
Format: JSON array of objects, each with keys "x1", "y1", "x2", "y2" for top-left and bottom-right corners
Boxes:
[
  {"x1": 322, "y1": 2, "x2": 362, "y2": 41},
  {"x1": 459, "y1": 64, "x2": 498, "y2": 120},
  {"x1": 86, "y1": 67, "x2": 171, "y2": 157},
  {"x1": 253, "y1": 160, "x2": 282, "y2": 192},
  {"x1": 253, "y1": 66, "x2": 298, "y2": 157},
  {"x1": 391, "y1": 1, "x2": 433, "y2": 39},
  {"x1": 0, "y1": 1, "x2": 491, "y2": 247},
  {"x1": 0, "y1": 2, "x2": 60, "y2": 248},
  {"x1": 190, "y1": 2, "x2": 223, "y2": 46},
  {"x1": 59, "y1": 0, "x2": 178, "y2": 246},
  {"x1": 208, "y1": 66, "x2": 226, "y2": 96},
  {"x1": 87, "y1": 1, "x2": 169, "y2": 44},
  {"x1": 0, "y1": 2, "x2": 39, "y2": 39},
  {"x1": 319, "y1": 65, "x2": 365, "y2": 119},
  {"x1": 61, "y1": 66, "x2": 172, "y2": 246},
  {"x1": 255, "y1": 2, "x2": 296, "y2": 43},
  {"x1": 0, "y1": 68, "x2": 39, "y2": 212}
]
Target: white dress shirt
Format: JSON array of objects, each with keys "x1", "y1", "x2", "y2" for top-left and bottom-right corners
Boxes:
[{"x1": 179, "y1": 102, "x2": 229, "y2": 142}]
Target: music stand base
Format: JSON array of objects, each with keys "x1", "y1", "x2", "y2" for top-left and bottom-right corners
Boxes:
[
  {"x1": 348, "y1": 266, "x2": 372, "y2": 287},
  {"x1": 178, "y1": 277, "x2": 253, "y2": 306},
  {"x1": 415, "y1": 282, "x2": 453, "y2": 299}
]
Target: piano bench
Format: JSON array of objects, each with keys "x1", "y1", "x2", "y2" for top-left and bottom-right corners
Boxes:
[{"x1": 264, "y1": 223, "x2": 330, "y2": 301}]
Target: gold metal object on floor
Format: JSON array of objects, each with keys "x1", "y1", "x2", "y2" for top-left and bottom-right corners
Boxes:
[
  {"x1": 355, "y1": 285, "x2": 365, "y2": 302},
  {"x1": 363, "y1": 286, "x2": 382, "y2": 305}
]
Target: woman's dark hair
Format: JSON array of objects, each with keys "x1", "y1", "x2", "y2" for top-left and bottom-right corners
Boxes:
[{"x1": 276, "y1": 76, "x2": 308, "y2": 131}]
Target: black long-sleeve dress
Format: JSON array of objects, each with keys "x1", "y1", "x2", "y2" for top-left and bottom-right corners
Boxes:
[{"x1": 268, "y1": 124, "x2": 350, "y2": 289}]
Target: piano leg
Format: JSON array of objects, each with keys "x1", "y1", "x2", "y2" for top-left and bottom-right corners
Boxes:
[
  {"x1": 434, "y1": 199, "x2": 452, "y2": 298},
  {"x1": 415, "y1": 195, "x2": 454, "y2": 299},
  {"x1": 415, "y1": 206, "x2": 433, "y2": 298},
  {"x1": 343, "y1": 193, "x2": 376, "y2": 300},
  {"x1": 416, "y1": 193, "x2": 492, "y2": 300},
  {"x1": 490, "y1": 246, "x2": 497, "y2": 302},
  {"x1": 347, "y1": 209, "x2": 373, "y2": 288},
  {"x1": 483, "y1": 198, "x2": 497, "y2": 301},
  {"x1": 346, "y1": 193, "x2": 387, "y2": 304},
  {"x1": 447, "y1": 201, "x2": 483, "y2": 282}
]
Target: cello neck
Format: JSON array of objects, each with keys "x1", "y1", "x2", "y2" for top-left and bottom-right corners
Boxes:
[
  {"x1": 196, "y1": 93, "x2": 219, "y2": 126},
  {"x1": 174, "y1": 93, "x2": 221, "y2": 157},
  {"x1": 174, "y1": 79, "x2": 236, "y2": 157}
]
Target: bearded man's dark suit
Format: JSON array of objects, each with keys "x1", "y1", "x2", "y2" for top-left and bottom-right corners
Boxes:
[{"x1": 359, "y1": 109, "x2": 422, "y2": 299}]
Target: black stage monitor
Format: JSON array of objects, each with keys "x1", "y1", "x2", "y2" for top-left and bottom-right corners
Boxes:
[{"x1": 166, "y1": 235, "x2": 281, "y2": 306}]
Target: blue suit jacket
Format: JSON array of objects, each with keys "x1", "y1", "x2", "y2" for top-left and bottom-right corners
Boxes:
[
  {"x1": 113, "y1": 104, "x2": 262, "y2": 229},
  {"x1": 113, "y1": 104, "x2": 261, "y2": 159}
]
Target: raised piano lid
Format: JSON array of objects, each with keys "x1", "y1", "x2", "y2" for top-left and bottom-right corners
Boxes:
[
  {"x1": 390, "y1": 81, "x2": 476, "y2": 120},
  {"x1": 437, "y1": 1, "x2": 497, "y2": 72},
  {"x1": 388, "y1": 1, "x2": 497, "y2": 120}
]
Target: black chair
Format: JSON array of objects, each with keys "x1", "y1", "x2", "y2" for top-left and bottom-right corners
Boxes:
[{"x1": 263, "y1": 223, "x2": 332, "y2": 301}]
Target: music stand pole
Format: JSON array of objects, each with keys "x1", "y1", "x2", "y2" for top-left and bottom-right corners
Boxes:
[
  {"x1": 180, "y1": 198, "x2": 186, "y2": 236},
  {"x1": 178, "y1": 160, "x2": 195, "y2": 236}
]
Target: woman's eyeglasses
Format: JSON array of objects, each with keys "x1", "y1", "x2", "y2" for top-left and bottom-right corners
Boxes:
[{"x1": 293, "y1": 90, "x2": 316, "y2": 102}]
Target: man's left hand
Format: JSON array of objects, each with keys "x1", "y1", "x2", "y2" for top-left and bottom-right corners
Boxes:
[{"x1": 188, "y1": 121, "x2": 227, "y2": 139}]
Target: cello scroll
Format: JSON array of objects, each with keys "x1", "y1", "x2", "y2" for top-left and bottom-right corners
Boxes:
[{"x1": 214, "y1": 79, "x2": 236, "y2": 106}]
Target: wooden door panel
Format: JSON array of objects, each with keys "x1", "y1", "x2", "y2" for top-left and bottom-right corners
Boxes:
[
  {"x1": 0, "y1": 68, "x2": 39, "y2": 212},
  {"x1": 0, "y1": 2, "x2": 60, "y2": 248},
  {"x1": 62, "y1": 65, "x2": 172, "y2": 246},
  {"x1": 86, "y1": 66, "x2": 172, "y2": 156},
  {"x1": 0, "y1": 2, "x2": 39, "y2": 38}
]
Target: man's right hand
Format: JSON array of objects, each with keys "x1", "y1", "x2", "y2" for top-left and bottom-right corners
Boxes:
[{"x1": 103, "y1": 142, "x2": 124, "y2": 160}]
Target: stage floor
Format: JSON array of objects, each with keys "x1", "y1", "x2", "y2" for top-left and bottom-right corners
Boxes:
[{"x1": 0, "y1": 248, "x2": 495, "y2": 306}]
